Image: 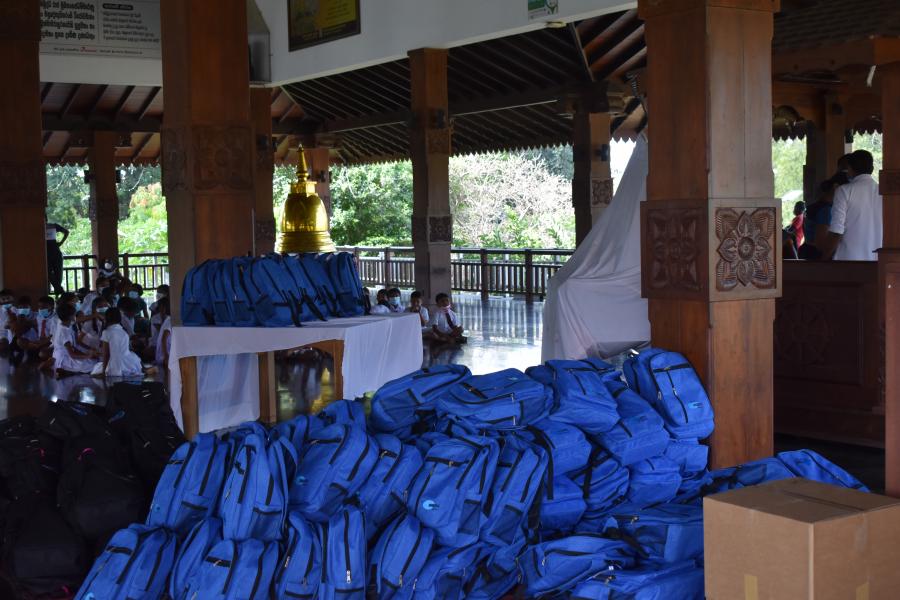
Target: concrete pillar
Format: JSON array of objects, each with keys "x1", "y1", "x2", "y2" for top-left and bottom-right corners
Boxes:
[
  {"x1": 89, "y1": 131, "x2": 120, "y2": 268},
  {"x1": 573, "y1": 110, "x2": 613, "y2": 245}
]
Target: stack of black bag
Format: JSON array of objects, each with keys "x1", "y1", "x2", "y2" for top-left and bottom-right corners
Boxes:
[{"x1": 0, "y1": 382, "x2": 184, "y2": 599}]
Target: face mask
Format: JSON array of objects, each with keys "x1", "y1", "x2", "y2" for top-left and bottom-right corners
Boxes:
[
  {"x1": 128, "y1": 291, "x2": 140, "y2": 299},
  {"x1": 389, "y1": 297, "x2": 400, "y2": 306},
  {"x1": 97, "y1": 307, "x2": 109, "y2": 315},
  {"x1": 38, "y1": 309, "x2": 51, "y2": 319},
  {"x1": 16, "y1": 308, "x2": 31, "y2": 317},
  {"x1": 104, "y1": 262, "x2": 113, "y2": 270},
  {"x1": 75, "y1": 302, "x2": 82, "y2": 312}
]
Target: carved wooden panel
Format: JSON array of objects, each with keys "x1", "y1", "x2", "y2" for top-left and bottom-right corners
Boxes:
[
  {"x1": 429, "y1": 216, "x2": 453, "y2": 243},
  {"x1": 639, "y1": 0, "x2": 779, "y2": 19},
  {"x1": 254, "y1": 217, "x2": 276, "y2": 246},
  {"x1": 590, "y1": 178, "x2": 613, "y2": 209},
  {"x1": 192, "y1": 125, "x2": 253, "y2": 191},
  {"x1": 425, "y1": 128, "x2": 452, "y2": 155},
  {"x1": 644, "y1": 206, "x2": 705, "y2": 294},
  {"x1": 714, "y1": 207, "x2": 777, "y2": 292},
  {"x1": 160, "y1": 128, "x2": 186, "y2": 196},
  {"x1": 0, "y1": 161, "x2": 46, "y2": 206}
]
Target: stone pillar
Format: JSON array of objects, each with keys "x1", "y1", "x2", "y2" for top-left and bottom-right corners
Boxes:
[
  {"x1": 160, "y1": 0, "x2": 256, "y2": 321},
  {"x1": 89, "y1": 131, "x2": 120, "y2": 268},
  {"x1": 409, "y1": 48, "x2": 452, "y2": 304},
  {"x1": 573, "y1": 110, "x2": 613, "y2": 246},
  {"x1": 0, "y1": 1, "x2": 47, "y2": 299},
  {"x1": 304, "y1": 146, "x2": 332, "y2": 217},
  {"x1": 250, "y1": 87, "x2": 276, "y2": 255},
  {"x1": 803, "y1": 123, "x2": 827, "y2": 205},
  {"x1": 638, "y1": 0, "x2": 780, "y2": 468},
  {"x1": 879, "y1": 63, "x2": 900, "y2": 496}
]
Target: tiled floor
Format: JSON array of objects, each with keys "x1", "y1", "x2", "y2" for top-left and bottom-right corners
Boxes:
[{"x1": 0, "y1": 292, "x2": 885, "y2": 491}]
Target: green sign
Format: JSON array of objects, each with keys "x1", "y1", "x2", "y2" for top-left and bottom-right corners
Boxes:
[
  {"x1": 288, "y1": 0, "x2": 361, "y2": 52},
  {"x1": 528, "y1": 0, "x2": 559, "y2": 20}
]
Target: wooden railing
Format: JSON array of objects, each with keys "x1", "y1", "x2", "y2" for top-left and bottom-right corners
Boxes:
[
  {"x1": 339, "y1": 246, "x2": 574, "y2": 301},
  {"x1": 62, "y1": 253, "x2": 170, "y2": 291}
]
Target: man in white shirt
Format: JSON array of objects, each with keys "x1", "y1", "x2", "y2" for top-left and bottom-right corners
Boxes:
[{"x1": 824, "y1": 150, "x2": 883, "y2": 261}]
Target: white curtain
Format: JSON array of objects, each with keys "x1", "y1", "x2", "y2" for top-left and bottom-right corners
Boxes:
[{"x1": 541, "y1": 135, "x2": 650, "y2": 361}]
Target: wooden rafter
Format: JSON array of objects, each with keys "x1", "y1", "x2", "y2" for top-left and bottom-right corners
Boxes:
[
  {"x1": 58, "y1": 84, "x2": 81, "y2": 119},
  {"x1": 131, "y1": 132, "x2": 154, "y2": 162},
  {"x1": 86, "y1": 85, "x2": 109, "y2": 119},
  {"x1": 40, "y1": 82, "x2": 54, "y2": 104},
  {"x1": 42, "y1": 131, "x2": 53, "y2": 149},
  {"x1": 590, "y1": 25, "x2": 645, "y2": 77},
  {"x1": 569, "y1": 23, "x2": 595, "y2": 82},
  {"x1": 113, "y1": 85, "x2": 137, "y2": 119},
  {"x1": 136, "y1": 87, "x2": 160, "y2": 121}
]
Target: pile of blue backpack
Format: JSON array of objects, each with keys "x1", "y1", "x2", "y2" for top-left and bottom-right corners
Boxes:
[
  {"x1": 181, "y1": 252, "x2": 367, "y2": 327},
  {"x1": 74, "y1": 348, "x2": 868, "y2": 599}
]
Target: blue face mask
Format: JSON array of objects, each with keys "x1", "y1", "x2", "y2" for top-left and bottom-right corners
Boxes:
[
  {"x1": 128, "y1": 291, "x2": 140, "y2": 299},
  {"x1": 97, "y1": 306, "x2": 109, "y2": 315},
  {"x1": 16, "y1": 308, "x2": 31, "y2": 317},
  {"x1": 389, "y1": 296, "x2": 401, "y2": 306},
  {"x1": 38, "y1": 308, "x2": 51, "y2": 319},
  {"x1": 75, "y1": 302, "x2": 82, "y2": 312}
]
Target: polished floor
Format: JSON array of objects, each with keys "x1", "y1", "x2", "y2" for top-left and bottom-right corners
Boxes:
[{"x1": 0, "y1": 293, "x2": 885, "y2": 491}]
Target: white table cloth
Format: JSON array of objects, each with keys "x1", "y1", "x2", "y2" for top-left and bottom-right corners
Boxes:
[{"x1": 168, "y1": 313, "x2": 423, "y2": 432}]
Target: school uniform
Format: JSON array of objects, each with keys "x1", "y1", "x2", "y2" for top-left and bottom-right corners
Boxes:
[
  {"x1": 80, "y1": 317, "x2": 104, "y2": 351},
  {"x1": 93, "y1": 324, "x2": 142, "y2": 377},
  {"x1": 36, "y1": 313, "x2": 58, "y2": 341},
  {"x1": 408, "y1": 306, "x2": 430, "y2": 331},
  {"x1": 370, "y1": 304, "x2": 391, "y2": 315},
  {"x1": 155, "y1": 317, "x2": 172, "y2": 366},
  {"x1": 52, "y1": 322, "x2": 97, "y2": 374},
  {"x1": 428, "y1": 308, "x2": 460, "y2": 334}
]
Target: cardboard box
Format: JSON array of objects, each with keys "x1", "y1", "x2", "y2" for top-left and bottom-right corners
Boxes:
[{"x1": 704, "y1": 478, "x2": 900, "y2": 600}]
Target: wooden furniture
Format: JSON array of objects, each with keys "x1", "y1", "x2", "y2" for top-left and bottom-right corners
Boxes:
[
  {"x1": 178, "y1": 340, "x2": 345, "y2": 439},
  {"x1": 774, "y1": 261, "x2": 882, "y2": 447}
]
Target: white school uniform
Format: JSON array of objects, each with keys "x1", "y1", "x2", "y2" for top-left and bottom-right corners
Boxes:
[
  {"x1": 428, "y1": 308, "x2": 460, "y2": 334},
  {"x1": 80, "y1": 291, "x2": 99, "y2": 315},
  {"x1": 36, "y1": 313, "x2": 58, "y2": 340},
  {"x1": 96, "y1": 324, "x2": 142, "y2": 377},
  {"x1": 52, "y1": 322, "x2": 97, "y2": 374},
  {"x1": 370, "y1": 304, "x2": 391, "y2": 315},
  {"x1": 80, "y1": 317, "x2": 103, "y2": 350},
  {"x1": 155, "y1": 317, "x2": 172, "y2": 366},
  {"x1": 408, "y1": 306, "x2": 430, "y2": 331}
]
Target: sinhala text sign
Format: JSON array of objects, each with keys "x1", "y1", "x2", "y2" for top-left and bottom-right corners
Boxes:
[
  {"x1": 288, "y1": 0, "x2": 361, "y2": 52},
  {"x1": 528, "y1": 0, "x2": 560, "y2": 20},
  {"x1": 40, "y1": 0, "x2": 161, "y2": 59}
]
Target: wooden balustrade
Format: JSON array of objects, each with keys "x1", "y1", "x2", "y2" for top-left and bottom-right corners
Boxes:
[{"x1": 62, "y1": 252, "x2": 170, "y2": 292}]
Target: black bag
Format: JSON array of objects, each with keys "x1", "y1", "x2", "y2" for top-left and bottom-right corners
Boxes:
[
  {"x1": 38, "y1": 402, "x2": 111, "y2": 441},
  {"x1": 2, "y1": 500, "x2": 90, "y2": 596},
  {"x1": 57, "y1": 450, "x2": 146, "y2": 542},
  {"x1": 129, "y1": 426, "x2": 184, "y2": 489},
  {"x1": 0, "y1": 428, "x2": 61, "y2": 501}
]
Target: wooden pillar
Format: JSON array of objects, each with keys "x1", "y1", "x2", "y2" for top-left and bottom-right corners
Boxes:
[
  {"x1": 250, "y1": 88, "x2": 276, "y2": 255},
  {"x1": 409, "y1": 48, "x2": 452, "y2": 303},
  {"x1": 803, "y1": 123, "x2": 828, "y2": 205},
  {"x1": 89, "y1": 131, "x2": 120, "y2": 267},
  {"x1": 880, "y1": 63, "x2": 900, "y2": 497},
  {"x1": 161, "y1": 0, "x2": 255, "y2": 322},
  {"x1": 573, "y1": 110, "x2": 613, "y2": 245},
  {"x1": 0, "y1": 1, "x2": 47, "y2": 299},
  {"x1": 639, "y1": 0, "x2": 780, "y2": 468},
  {"x1": 304, "y1": 146, "x2": 332, "y2": 217},
  {"x1": 824, "y1": 92, "x2": 850, "y2": 172}
]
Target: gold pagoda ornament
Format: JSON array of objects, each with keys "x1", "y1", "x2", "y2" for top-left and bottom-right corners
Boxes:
[{"x1": 277, "y1": 146, "x2": 336, "y2": 253}]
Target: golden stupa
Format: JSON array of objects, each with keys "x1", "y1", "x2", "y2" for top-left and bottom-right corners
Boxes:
[{"x1": 277, "y1": 146, "x2": 336, "y2": 253}]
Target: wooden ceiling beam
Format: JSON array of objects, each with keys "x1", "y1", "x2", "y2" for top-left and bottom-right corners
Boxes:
[
  {"x1": 136, "y1": 87, "x2": 160, "y2": 121},
  {"x1": 42, "y1": 114, "x2": 162, "y2": 133},
  {"x1": 42, "y1": 131, "x2": 53, "y2": 149},
  {"x1": 774, "y1": 38, "x2": 900, "y2": 76},
  {"x1": 112, "y1": 85, "x2": 137, "y2": 119},
  {"x1": 580, "y1": 10, "x2": 638, "y2": 58},
  {"x1": 569, "y1": 23, "x2": 595, "y2": 82},
  {"x1": 331, "y1": 68, "x2": 409, "y2": 109},
  {"x1": 608, "y1": 47, "x2": 648, "y2": 81},
  {"x1": 309, "y1": 74, "x2": 397, "y2": 115},
  {"x1": 40, "y1": 82, "x2": 53, "y2": 104},
  {"x1": 58, "y1": 84, "x2": 81, "y2": 118},
  {"x1": 284, "y1": 84, "x2": 341, "y2": 120},
  {"x1": 589, "y1": 25, "x2": 645, "y2": 76},
  {"x1": 85, "y1": 85, "x2": 109, "y2": 119},
  {"x1": 131, "y1": 132, "x2": 154, "y2": 162}
]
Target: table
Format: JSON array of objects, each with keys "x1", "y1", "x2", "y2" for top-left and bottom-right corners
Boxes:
[{"x1": 168, "y1": 313, "x2": 423, "y2": 436}]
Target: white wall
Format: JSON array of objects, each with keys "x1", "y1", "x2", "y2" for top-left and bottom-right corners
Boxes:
[
  {"x1": 260, "y1": 0, "x2": 635, "y2": 85},
  {"x1": 40, "y1": 54, "x2": 162, "y2": 86}
]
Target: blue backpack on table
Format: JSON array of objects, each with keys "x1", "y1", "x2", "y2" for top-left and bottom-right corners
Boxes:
[
  {"x1": 371, "y1": 366, "x2": 471, "y2": 437},
  {"x1": 184, "y1": 538, "x2": 280, "y2": 600},
  {"x1": 319, "y1": 252, "x2": 366, "y2": 317},
  {"x1": 219, "y1": 434, "x2": 296, "y2": 541},
  {"x1": 357, "y1": 434, "x2": 423, "y2": 540},
  {"x1": 407, "y1": 433, "x2": 499, "y2": 547},
  {"x1": 437, "y1": 369, "x2": 550, "y2": 430},
  {"x1": 464, "y1": 539, "x2": 524, "y2": 600},
  {"x1": 480, "y1": 436, "x2": 547, "y2": 546},
  {"x1": 291, "y1": 424, "x2": 378, "y2": 521},
  {"x1": 570, "y1": 561, "x2": 705, "y2": 600},
  {"x1": 664, "y1": 438, "x2": 709, "y2": 475},
  {"x1": 299, "y1": 253, "x2": 340, "y2": 316},
  {"x1": 245, "y1": 256, "x2": 300, "y2": 327},
  {"x1": 520, "y1": 533, "x2": 636, "y2": 597},
  {"x1": 369, "y1": 513, "x2": 435, "y2": 599},
  {"x1": 596, "y1": 379, "x2": 670, "y2": 466},
  {"x1": 209, "y1": 258, "x2": 256, "y2": 327},
  {"x1": 182, "y1": 260, "x2": 216, "y2": 325},
  {"x1": 537, "y1": 359, "x2": 620, "y2": 434},
  {"x1": 608, "y1": 503, "x2": 704, "y2": 565},
  {"x1": 278, "y1": 253, "x2": 330, "y2": 322},
  {"x1": 147, "y1": 433, "x2": 229, "y2": 536},
  {"x1": 319, "y1": 399, "x2": 366, "y2": 427},
  {"x1": 169, "y1": 518, "x2": 224, "y2": 600},
  {"x1": 272, "y1": 413, "x2": 322, "y2": 452},
  {"x1": 623, "y1": 349, "x2": 714, "y2": 439},
  {"x1": 319, "y1": 506, "x2": 367, "y2": 600},
  {"x1": 274, "y1": 512, "x2": 322, "y2": 600},
  {"x1": 76, "y1": 524, "x2": 177, "y2": 600}
]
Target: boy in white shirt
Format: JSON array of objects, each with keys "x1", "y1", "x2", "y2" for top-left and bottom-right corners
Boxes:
[
  {"x1": 427, "y1": 293, "x2": 466, "y2": 344},
  {"x1": 370, "y1": 289, "x2": 391, "y2": 315},
  {"x1": 407, "y1": 290, "x2": 430, "y2": 331},
  {"x1": 824, "y1": 149, "x2": 883, "y2": 261}
]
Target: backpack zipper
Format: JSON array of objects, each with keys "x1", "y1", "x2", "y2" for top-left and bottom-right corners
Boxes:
[
  {"x1": 380, "y1": 448, "x2": 401, "y2": 483},
  {"x1": 320, "y1": 524, "x2": 328, "y2": 584},
  {"x1": 198, "y1": 443, "x2": 218, "y2": 496},
  {"x1": 651, "y1": 360, "x2": 691, "y2": 423},
  {"x1": 343, "y1": 511, "x2": 352, "y2": 584},
  {"x1": 249, "y1": 545, "x2": 266, "y2": 598},
  {"x1": 237, "y1": 446, "x2": 254, "y2": 504},
  {"x1": 173, "y1": 443, "x2": 195, "y2": 489},
  {"x1": 142, "y1": 535, "x2": 167, "y2": 591},
  {"x1": 221, "y1": 542, "x2": 239, "y2": 594},
  {"x1": 328, "y1": 426, "x2": 351, "y2": 465},
  {"x1": 399, "y1": 527, "x2": 424, "y2": 587},
  {"x1": 347, "y1": 436, "x2": 371, "y2": 480}
]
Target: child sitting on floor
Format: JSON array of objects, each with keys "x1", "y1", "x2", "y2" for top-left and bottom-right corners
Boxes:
[
  {"x1": 91, "y1": 307, "x2": 147, "y2": 378},
  {"x1": 9, "y1": 297, "x2": 38, "y2": 364},
  {"x1": 53, "y1": 303, "x2": 98, "y2": 378},
  {"x1": 427, "y1": 293, "x2": 467, "y2": 344},
  {"x1": 407, "y1": 290, "x2": 430, "y2": 330}
]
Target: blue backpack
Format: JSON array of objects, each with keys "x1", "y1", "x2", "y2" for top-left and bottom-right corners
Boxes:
[
  {"x1": 409, "y1": 542, "x2": 482, "y2": 600},
  {"x1": 272, "y1": 414, "x2": 322, "y2": 453},
  {"x1": 437, "y1": 369, "x2": 550, "y2": 430},
  {"x1": 540, "y1": 360, "x2": 620, "y2": 434},
  {"x1": 319, "y1": 399, "x2": 366, "y2": 427},
  {"x1": 464, "y1": 539, "x2": 524, "y2": 600},
  {"x1": 246, "y1": 257, "x2": 301, "y2": 327},
  {"x1": 626, "y1": 457, "x2": 682, "y2": 508},
  {"x1": 278, "y1": 253, "x2": 330, "y2": 322},
  {"x1": 357, "y1": 435, "x2": 424, "y2": 540},
  {"x1": 146, "y1": 433, "x2": 229, "y2": 536},
  {"x1": 209, "y1": 258, "x2": 257, "y2": 327},
  {"x1": 300, "y1": 253, "x2": 340, "y2": 316},
  {"x1": 320, "y1": 252, "x2": 366, "y2": 317},
  {"x1": 370, "y1": 366, "x2": 472, "y2": 436},
  {"x1": 569, "y1": 447, "x2": 630, "y2": 516},
  {"x1": 219, "y1": 434, "x2": 296, "y2": 541},
  {"x1": 520, "y1": 533, "x2": 636, "y2": 596},
  {"x1": 623, "y1": 349, "x2": 714, "y2": 439},
  {"x1": 480, "y1": 436, "x2": 547, "y2": 546},
  {"x1": 519, "y1": 419, "x2": 592, "y2": 476},
  {"x1": 274, "y1": 512, "x2": 322, "y2": 600},
  {"x1": 319, "y1": 506, "x2": 367, "y2": 600},
  {"x1": 777, "y1": 449, "x2": 869, "y2": 491},
  {"x1": 76, "y1": 525, "x2": 177, "y2": 600},
  {"x1": 182, "y1": 260, "x2": 216, "y2": 325},
  {"x1": 169, "y1": 518, "x2": 224, "y2": 600},
  {"x1": 570, "y1": 561, "x2": 705, "y2": 600},
  {"x1": 370, "y1": 513, "x2": 435, "y2": 598},
  {"x1": 607, "y1": 504, "x2": 704, "y2": 565},
  {"x1": 407, "y1": 433, "x2": 499, "y2": 547},
  {"x1": 664, "y1": 438, "x2": 709, "y2": 475},
  {"x1": 539, "y1": 475, "x2": 587, "y2": 533},
  {"x1": 185, "y1": 538, "x2": 280, "y2": 600},
  {"x1": 595, "y1": 379, "x2": 670, "y2": 466},
  {"x1": 291, "y1": 424, "x2": 378, "y2": 521}
]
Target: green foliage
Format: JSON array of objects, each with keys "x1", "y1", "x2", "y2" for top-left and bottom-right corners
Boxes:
[
  {"x1": 853, "y1": 133, "x2": 883, "y2": 180},
  {"x1": 772, "y1": 138, "x2": 806, "y2": 228}
]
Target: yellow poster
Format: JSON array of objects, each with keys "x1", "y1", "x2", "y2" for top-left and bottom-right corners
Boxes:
[{"x1": 288, "y1": 0, "x2": 361, "y2": 52}]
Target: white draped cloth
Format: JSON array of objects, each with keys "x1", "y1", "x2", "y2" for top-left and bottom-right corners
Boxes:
[
  {"x1": 541, "y1": 135, "x2": 650, "y2": 361},
  {"x1": 168, "y1": 313, "x2": 423, "y2": 433}
]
